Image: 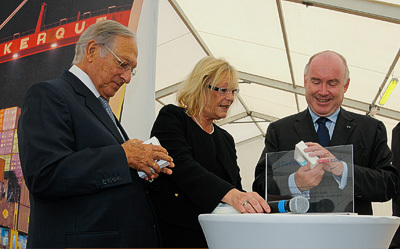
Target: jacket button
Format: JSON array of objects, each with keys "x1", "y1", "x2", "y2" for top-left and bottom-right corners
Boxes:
[
  {"x1": 102, "y1": 179, "x2": 107, "y2": 185},
  {"x1": 107, "y1": 179, "x2": 113, "y2": 183}
]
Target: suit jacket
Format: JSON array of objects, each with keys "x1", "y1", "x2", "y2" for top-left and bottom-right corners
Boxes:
[
  {"x1": 390, "y1": 122, "x2": 400, "y2": 248},
  {"x1": 18, "y1": 70, "x2": 159, "y2": 248},
  {"x1": 253, "y1": 108, "x2": 399, "y2": 215},
  {"x1": 148, "y1": 104, "x2": 242, "y2": 247}
]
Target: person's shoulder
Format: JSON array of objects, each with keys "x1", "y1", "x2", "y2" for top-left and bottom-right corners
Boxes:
[
  {"x1": 214, "y1": 124, "x2": 230, "y2": 135},
  {"x1": 271, "y1": 110, "x2": 305, "y2": 125},
  {"x1": 161, "y1": 104, "x2": 182, "y2": 111},
  {"x1": 160, "y1": 104, "x2": 185, "y2": 114},
  {"x1": 393, "y1": 122, "x2": 400, "y2": 132},
  {"x1": 342, "y1": 109, "x2": 380, "y2": 124},
  {"x1": 341, "y1": 109, "x2": 385, "y2": 131},
  {"x1": 158, "y1": 104, "x2": 188, "y2": 120},
  {"x1": 29, "y1": 71, "x2": 70, "y2": 90},
  {"x1": 27, "y1": 78, "x2": 62, "y2": 95}
]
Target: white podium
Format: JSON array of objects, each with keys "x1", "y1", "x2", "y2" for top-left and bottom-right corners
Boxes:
[{"x1": 199, "y1": 214, "x2": 400, "y2": 249}]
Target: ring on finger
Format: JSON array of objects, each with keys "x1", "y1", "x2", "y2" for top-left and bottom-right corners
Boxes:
[
  {"x1": 152, "y1": 161, "x2": 157, "y2": 168},
  {"x1": 242, "y1": 201, "x2": 249, "y2": 207}
]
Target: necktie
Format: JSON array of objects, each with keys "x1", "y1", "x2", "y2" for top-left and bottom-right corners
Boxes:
[
  {"x1": 98, "y1": 96, "x2": 125, "y2": 141},
  {"x1": 316, "y1": 117, "x2": 330, "y2": 147}
]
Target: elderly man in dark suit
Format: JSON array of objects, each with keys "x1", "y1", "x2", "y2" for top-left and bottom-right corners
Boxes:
[
  {"x1": 253, "y1": 50, "x2": 399, "y2": 215},
  {"x1": 18, "y1": 20, "x2": 174, "y2": 248}
]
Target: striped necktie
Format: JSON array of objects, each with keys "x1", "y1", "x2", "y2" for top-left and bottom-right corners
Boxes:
[{"x1": 98, "y1": 96, "x2": 125, "y2": 141}]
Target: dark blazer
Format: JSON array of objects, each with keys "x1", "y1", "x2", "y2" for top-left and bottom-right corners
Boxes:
[
  {"x1": 18, "y1": 70, "x2": 159, "y2": 248},
  {"x1": 148, "y1": 104, "x2": 242, "y2": 248},
  {"x1": 390, "y1": 122, "x2": 400, "y2": 248},
  {"x1": 253, "y1": 108, "x2": 399, "y2": 215}
]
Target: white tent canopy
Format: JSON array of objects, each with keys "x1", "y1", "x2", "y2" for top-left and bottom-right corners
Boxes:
[
  {"x1": 155, "y1": 0, "x2": 400, "y2": 143},
  {"x1": 126, "y1": 0, "x2": 400, "y2": 215}
]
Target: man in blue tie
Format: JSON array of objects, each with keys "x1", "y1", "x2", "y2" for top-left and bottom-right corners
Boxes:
[
  {"x1": 18, "y1": 20, "x2": 174, "y2": 248},
  {"x1": 253, "y1": 50, "x2": 399, "y2": 215}
]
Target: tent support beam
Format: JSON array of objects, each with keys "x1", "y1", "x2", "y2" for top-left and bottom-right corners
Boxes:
[
  {"x1": 216, "y1": 111, "x2": 279, "y2": 127},
  {"x1": 284, "y1": 0, "x2": 400, "y2": 24},
  {"x1": 236, "y1": 95, "x2": 266, "y2": 136},
  {"x1": 236, "y1": 134, "x2": 264, "y2": 146},
  {"x1": 168, "y1": 0, "x2": 212, "y2": 55},
  {"x1": 155, "y1": 71, "x2": 400, "y2": 121},
  {"x1": 372, "y1": 48, "x2": 400, "y2": 105},
  {"x1": 276, "y1": 0, "x2": 300, "y2": 113},
  {"x1": 238, "y1": 71, "x2": 400, "y2": 120}
]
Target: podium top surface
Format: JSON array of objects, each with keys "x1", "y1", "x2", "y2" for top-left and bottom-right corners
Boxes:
[
  {"x1": 199, "y1": 213, "x2": 400, "y2": 225},
  {"x1": 199, "y1": 213, "x2": 400, "y2": 249}
]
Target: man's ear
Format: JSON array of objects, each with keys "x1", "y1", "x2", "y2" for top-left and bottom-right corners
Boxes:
[
  {"x1": 86, "y1": 40, "x2": 97, "y2": 62},
  {"x1": 304, "y1": 75, "x2": 308, "y2": 88},
  {"x1": 344, "y1": 78, "x2": 350, "y2": 93}
]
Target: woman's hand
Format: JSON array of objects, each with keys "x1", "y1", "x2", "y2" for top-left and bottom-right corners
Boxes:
[{"x1": 222, "y1": 189, "x2": 271, "y2": 213}]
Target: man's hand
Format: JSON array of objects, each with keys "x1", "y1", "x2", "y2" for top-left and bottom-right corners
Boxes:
[
  {"x1": 304, "y1": 142, "x2": 344, "y2": 176},
  {"x1": 294, "y1": 163, "x2": 325, "y2": 191},
  {"x1": 121, "y1": 139, "x2": 174, "y2": 181}
]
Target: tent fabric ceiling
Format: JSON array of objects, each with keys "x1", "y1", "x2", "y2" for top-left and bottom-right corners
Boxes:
[{"x1": 154, "y1": 0, "x2": 400, "y2": 145}]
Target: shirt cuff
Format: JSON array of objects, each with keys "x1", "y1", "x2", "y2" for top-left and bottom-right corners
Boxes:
[
  {"x1": 332, "y1": 161, "x2": 348, "y2": 189},
  {"x1": 288, "y1": 173, "x2": 310, "y2": 199}
]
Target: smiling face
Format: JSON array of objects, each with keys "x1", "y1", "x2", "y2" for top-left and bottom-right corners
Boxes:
[
  {"x1": 85, "y1": 35, "x2": 138, "y2": 100},
  {"x1": 304, "y1": 52, "x2": 350, "y2": 117},
  {"x1": 202, "y1": 76, "x2": 235, "y2": 121}
]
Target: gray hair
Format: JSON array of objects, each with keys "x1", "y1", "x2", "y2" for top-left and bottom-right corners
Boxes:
[
  {"x1": 72, "y1": 20, "x2": 136, "y2": 64},
  {"x1": 304, "y1": 50, "x2": 350, "y2": 82}
]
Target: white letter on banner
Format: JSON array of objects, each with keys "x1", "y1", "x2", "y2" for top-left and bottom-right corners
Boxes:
[
  {"x1": 75, "y1": 21, "x2": 85, "y2": 34},
  {"x1": 56, "y1": 28, "x2": 65, "y2": 39},
  {"x1": 37, "y1": 33, "x2": 46, "y2": 45}
]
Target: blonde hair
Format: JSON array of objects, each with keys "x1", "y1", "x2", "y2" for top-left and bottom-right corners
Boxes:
[{"x1": 177, "y1": 56, "x2": 239, "y2": 116}]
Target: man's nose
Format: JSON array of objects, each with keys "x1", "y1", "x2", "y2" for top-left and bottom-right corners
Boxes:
[{"x1": 120, "y1": 70, "x2": 132, "y2": 83}]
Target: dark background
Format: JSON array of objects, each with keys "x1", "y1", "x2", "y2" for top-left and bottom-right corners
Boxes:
[{"x1": 0, "y1": 0, "x2": 134, "y2": 109}]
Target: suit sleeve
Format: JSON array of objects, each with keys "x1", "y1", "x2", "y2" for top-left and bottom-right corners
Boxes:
[
  {"x1": 151, "y1": 106, "x2": 235, "y2": 212},
  {"x1": 353, "y1": 120, "x2": 399, "y2": 202},
  {"x1": 253, "y1": 122, "x2": 281, "y2": 198},
  {"x1": 18, "y1": 82, "x2": 132, "y2": 199}
]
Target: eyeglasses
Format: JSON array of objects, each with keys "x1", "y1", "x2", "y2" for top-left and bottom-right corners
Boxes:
[
  {"x1": 101, "y1": 44, "x2": 136, "y2": 76},
  {"x1": 208, "y1": 85, "x2": 239, "y2": 96}
]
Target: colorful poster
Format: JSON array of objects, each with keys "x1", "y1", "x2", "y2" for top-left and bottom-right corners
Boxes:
[{"x1": 0, "y1": 0, "x2": 141, "y2": 119}]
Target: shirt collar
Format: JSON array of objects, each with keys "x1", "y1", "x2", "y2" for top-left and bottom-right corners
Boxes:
[
  {"x1": 308, "y1": 107, "x2": 340, "y2": 124},
  {"x1": 69, "y1": 65, "x2": 101, "y2": 98}
]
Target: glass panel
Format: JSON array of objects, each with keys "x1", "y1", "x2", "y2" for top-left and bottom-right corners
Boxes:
[{"x1": 266, "y1": 144, "x2": 354, "y2": 213}]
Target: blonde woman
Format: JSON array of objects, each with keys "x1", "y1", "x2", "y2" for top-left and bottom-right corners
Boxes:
[{"x1": 149, "y1": 56, "x2": 270, "y2": 248}]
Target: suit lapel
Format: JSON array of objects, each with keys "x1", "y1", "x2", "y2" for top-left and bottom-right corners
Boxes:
[
  {"x1": 61, "y1": 71, "x2": 126, "y2": 144},
  {"x1": 116, "y1": 118, "x2": 129, "y2": 141},
  {"x1": 294, "y1": 109, "x2": 319, "y2": 143},
  {"x1": 330, "y1": 108, "x2": 355, "y2": 146}
]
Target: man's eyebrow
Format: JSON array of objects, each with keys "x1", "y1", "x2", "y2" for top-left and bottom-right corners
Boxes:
[
  {"x1": 327, "y1": 79, "x2": 340, "y2": 84},
  {"x1": 310, "y1": 77, "x2": 340, "y2": 83}
]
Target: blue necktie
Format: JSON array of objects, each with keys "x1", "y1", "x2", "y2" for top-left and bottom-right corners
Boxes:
[
  {"x1": 98, "y1": 96, "x2": 125, "y2": 141},
  {"x1": 316, "y1": 117, "x2": 330, "y2": 147}
]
